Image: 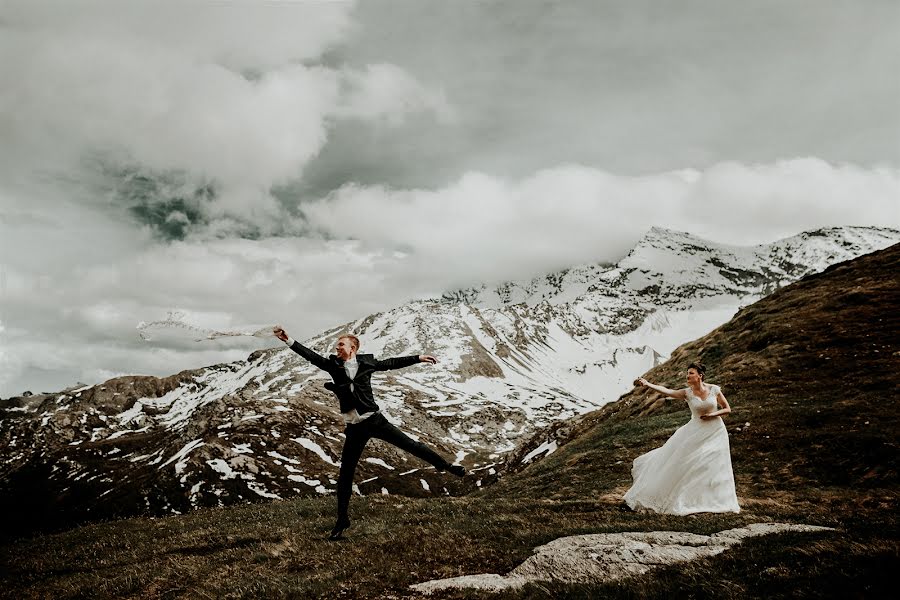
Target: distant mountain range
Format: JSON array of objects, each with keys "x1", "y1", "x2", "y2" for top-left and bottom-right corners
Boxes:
[{"x1": 1, "y1": 225, "x2": 897, "y2": 533}]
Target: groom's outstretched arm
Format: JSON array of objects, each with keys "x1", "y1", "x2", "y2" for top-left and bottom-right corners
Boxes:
[
  {"x1": 374, "y1": 354, "x2": 437, "y2": 371},
  {"x1": 274, "y1": 326, "x2": 331, "y2": 371}
]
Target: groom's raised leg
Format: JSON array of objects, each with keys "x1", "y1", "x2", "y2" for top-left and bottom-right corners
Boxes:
[{"x1": 369, "y1": 414, "x2": 465, "y2": 476}]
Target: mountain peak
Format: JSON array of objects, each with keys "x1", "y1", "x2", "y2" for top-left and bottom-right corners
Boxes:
[{"x1": 631, "y1": 226, "x2": 721, "y2": 253}]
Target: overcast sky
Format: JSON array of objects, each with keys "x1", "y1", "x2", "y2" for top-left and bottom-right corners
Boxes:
[{"x1": 1, "y1": 0, "x2": 899, "y2": 396}]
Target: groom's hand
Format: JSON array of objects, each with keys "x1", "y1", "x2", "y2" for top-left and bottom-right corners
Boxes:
[
  {"x1": 419, "y1": 355, "x2": 438, "y2": 365},
  {"x1": 273, "y1": 326, "x2": 289, "y2": 343}
]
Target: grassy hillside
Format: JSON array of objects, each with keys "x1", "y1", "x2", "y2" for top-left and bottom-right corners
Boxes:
[{"x1": 1, "y1": 244, "x2": 897, "y2": 599}]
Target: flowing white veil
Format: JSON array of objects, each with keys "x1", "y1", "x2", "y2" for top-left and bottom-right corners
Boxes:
[{"x1": 137, "y1": 311, "x2": 274, "y2": 342}]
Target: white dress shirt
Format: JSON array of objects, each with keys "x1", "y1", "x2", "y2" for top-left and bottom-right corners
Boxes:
[{"x1": 284, "y1": 337, "x2": 375, "y2": 425}]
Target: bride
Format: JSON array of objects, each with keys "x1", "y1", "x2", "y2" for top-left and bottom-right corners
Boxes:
[{"x1": 624, "y1": 362, "x2": 740, "y2": 515}]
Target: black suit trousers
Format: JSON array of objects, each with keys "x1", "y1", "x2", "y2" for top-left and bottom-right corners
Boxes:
[{"x1": 337, "y1": 412, "x2": 451, "y2": 519}]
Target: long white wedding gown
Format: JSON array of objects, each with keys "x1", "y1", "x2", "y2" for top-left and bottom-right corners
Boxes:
[{"x1": 623, "y1": 384, "x2": 740, "y2": 515}]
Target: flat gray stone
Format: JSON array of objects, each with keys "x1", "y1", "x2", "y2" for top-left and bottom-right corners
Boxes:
[
  {"x1": 410, "y1": 523, "x2": 835, "y2": 594},
  {"x1": 412, "y1": 574, "x2": 526, "y2": 594}
]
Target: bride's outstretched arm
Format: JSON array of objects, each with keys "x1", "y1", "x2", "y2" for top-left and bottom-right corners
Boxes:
[{"x1": 634, "y1": 377, "x2": 686, "y2": 399}]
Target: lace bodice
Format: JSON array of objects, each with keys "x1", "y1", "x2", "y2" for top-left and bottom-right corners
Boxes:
[{"x1": 686, "y1": 384, "x2": 719, "y2": 419}]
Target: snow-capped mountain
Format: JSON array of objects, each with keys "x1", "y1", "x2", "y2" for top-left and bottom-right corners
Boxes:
[{"x1": 2, "y1": 226, "x2": 897, "y2": 527}]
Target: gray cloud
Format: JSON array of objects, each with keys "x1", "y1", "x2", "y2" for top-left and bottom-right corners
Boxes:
[
  {"x1": 303, "y1": 0, "x2": 900, "y2": 191},
  {"x1": 0, "y1": 0, "x2": 450, "y2": 238}
]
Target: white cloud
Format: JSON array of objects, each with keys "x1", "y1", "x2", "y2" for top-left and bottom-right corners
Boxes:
[
  {"x1": 684, "y1": 160, "x2": 900, "y2": 235},
  {"x1": 335, "y1": 63, "x2": 456, "y2": 125},
  {"x1": 300, "y1": 159, "x2": 900, "y2": 285}
]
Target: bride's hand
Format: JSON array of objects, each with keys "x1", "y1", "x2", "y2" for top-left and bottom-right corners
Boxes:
[
  {"x1": 700, "y1": 413, "x2": 717, "y2": 420},
  {"x1": 634, "y1": 377, "x2": 649, "y2": 387}
]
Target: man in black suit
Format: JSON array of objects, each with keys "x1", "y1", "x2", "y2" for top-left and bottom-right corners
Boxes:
[{"x1": 273, "y1": 326, "x2": 465, "y2": 540}]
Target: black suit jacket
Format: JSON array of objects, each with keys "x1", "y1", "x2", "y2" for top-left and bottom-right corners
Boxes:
[{"x1": 287, "y1": 341, "x2": 420, "y2": 414}]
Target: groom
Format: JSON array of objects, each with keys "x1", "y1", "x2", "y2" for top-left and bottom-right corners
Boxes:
[{"x1": 273, "y1": 326, "x2": 465, "y2": 540}]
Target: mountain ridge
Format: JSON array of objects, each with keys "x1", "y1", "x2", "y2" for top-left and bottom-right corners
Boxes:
[{"x1": 1, "y1": 225, "x2": 897, "y2": 536}]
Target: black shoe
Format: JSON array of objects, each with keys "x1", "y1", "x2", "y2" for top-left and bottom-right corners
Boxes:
[
  {"x1": 328, "y1": 517, "x2": 351, "y2": 540},
  {"x1": 446, "y1": 464, "x2": 466, "y2": 478}
]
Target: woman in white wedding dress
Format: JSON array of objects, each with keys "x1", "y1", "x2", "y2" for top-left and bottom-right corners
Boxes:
[{"x1": 623, "y1": 362, "x2": 740, "y2": 515}]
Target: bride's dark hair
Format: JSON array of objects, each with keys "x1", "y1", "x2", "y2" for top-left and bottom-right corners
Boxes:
[{"x1": 687, "y1": 362, "x2": 706, "y2": 380}]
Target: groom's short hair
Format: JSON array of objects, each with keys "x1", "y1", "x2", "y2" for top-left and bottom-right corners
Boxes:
[{"x1": 339, "y1": 334, "x2": 360, "y2": 351}]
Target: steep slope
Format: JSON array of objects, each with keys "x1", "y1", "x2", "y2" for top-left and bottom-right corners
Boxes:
[{"x1": 491, "y1": 241, "x2": 900, "y2": 507}]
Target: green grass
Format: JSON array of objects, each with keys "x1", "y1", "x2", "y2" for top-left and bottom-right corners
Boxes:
[{"x1": 4, "y1": 488, "x2": 896, "y2": 599}]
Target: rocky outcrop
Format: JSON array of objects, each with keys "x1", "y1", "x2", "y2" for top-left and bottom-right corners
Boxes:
[{"x1": 411, "y1": 523, "x2": 835, "y2": 593}]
